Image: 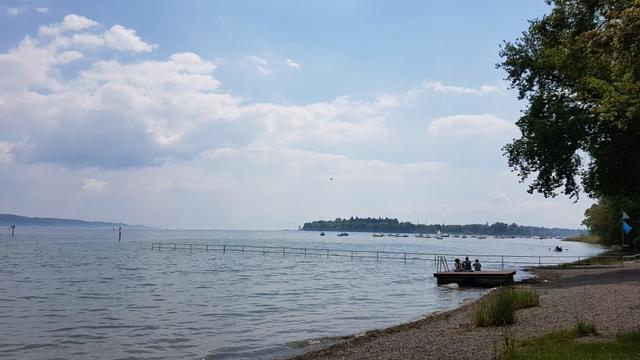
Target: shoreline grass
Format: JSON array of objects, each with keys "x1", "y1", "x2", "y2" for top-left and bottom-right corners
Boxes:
[
  {"x1": 474, "y1": 287, "x2": 539, "y2": 327},
  {"x1": 502, "y1": 327, "x2": 640, "y2": 360},
  {"x1": 562, "y1": 234, "x2": 601, "y2": 244}
]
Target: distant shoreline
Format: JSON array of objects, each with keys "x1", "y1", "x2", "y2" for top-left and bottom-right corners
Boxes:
[
  {"x1": 302, "y1": 217, "x2": 584, "y2": 238},
  {"x1": 0, "y1": 213, "x2": 146, "y2": 229}
]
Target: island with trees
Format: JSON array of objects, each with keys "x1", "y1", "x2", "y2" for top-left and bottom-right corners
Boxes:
[{"x1": 301, "y1": 217, "x2": 582, "y2": 237}]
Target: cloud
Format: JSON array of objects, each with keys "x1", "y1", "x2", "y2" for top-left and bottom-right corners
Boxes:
[
  {"x1": 0, "y1": 142, "x2": 13, "y2": 162},
  {"x1": 39, "y1": 14, "x2": 98, "y2": 36},
  {"x1": 423, "y1": 81, "x2": 502, "y2": 95},
  {"x1": 81, "y1": 178, "x2": 108, "y2": 191},
  {"x1": 35, "y1": 7, "x2": 49, "y2": 14},
  {"x1": 427, "y1": 114, "x2": 517, "y2": 136},
  {"x1": 249, "y1": 55, "x2": 271, "y2": 76},
  {"x1": 285, "y1": 58, "x2": 300, "y2": 69},
  {"x1": 490, "y1": 189, "x2": 513, "y2": 203},
  {"x1": 6, "y1": 6, "x2": 27, "y2": 16},
  {"x1": 0, "y1": 16, "x2": 397, "y2": 169},
  {"x1": 103, "y1": 24, "x2": 157, "y2": 52}
]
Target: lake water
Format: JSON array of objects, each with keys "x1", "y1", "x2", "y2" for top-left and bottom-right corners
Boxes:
[{"x1": 0, "y1": 228, "x2": 603, "y2": 359}]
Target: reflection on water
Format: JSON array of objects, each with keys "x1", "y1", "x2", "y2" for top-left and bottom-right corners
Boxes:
[{"x1": 0, "y1": 229, "x2": 602, "y2": 359}]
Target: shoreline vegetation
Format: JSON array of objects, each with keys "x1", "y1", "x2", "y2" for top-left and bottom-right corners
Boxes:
[
  {"x1": 291, "y1": 261, "x2": 640, "y2": 360},
  {"x1": 301, "y1": 217, "x2": 583, "y2": 238},
  {"x1": 562, "y1": 234, "x2": 601, "y2": 244}
]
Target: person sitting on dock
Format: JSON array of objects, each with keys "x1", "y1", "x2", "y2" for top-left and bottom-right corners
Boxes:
[
  {"x1": 453, "y1": 258, "x2": 463, "y2": 272},
  {"x1": 473, "y1": 259, "x2": 481, "y2": 272},
  {"x1": 462, "y1": 257, "x2": 472, "y2": 271}
]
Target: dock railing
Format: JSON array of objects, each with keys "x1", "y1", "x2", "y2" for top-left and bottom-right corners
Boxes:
[{"x1": 150, "y1": 242, "x2": 628, "y2": 269}]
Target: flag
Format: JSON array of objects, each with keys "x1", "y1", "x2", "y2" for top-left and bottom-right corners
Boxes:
[
  {"x1": 623, "y1": 220, "x2": 632, "y2": 234},
  {"x1": 623, "y1": 211, "x2": 630, "y2": 220}
]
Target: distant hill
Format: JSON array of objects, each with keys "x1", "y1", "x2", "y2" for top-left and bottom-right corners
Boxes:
[
  {"x1": 302, "y1": 217, "x2": 585, "y2": 237},
  {"x1": 0, "y1": 214, "x2": 145, "y2": 229}
]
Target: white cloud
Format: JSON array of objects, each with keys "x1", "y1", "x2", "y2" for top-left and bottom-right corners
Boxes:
[
  {"x1": 249, "y1": 55, "x2": 267, "y2": 65},
  {"x1": 39, "y1": 14, "x2": 98, "y2": 37},
  {"x1": 6, "y1": 6, "x2": 27, "y2": 16},
  {"x1": 0, "y1": 13, "x2": 594, "y2": 230},
  {"x1": 0, "y1": 37, "x2": 60, "y2": 91},
  {"x1": 35, "y1": 7, "x2": 49, "y2": 14},
  {"x1": 423, "y1": 81, "x2": 502, "y2": 95},
  {"x1": 285, "y1": 58, "x2": 300, "y2": 69},
  {"x1": 0, "y1": 142, "x2": 14, "y2": 162},
  {"x1": 103, "y1": 24, "x2": 157, "y2": 52},
  {"x1": 249, "y1": 55, "x2": 271, "y2": 76},
  {"x1": 490, "y1": 189, "x2": 513, "y2": 203},
  {"x1": 82, "y1": 178, "x2": 108, "y2": 191},
  {"x1": 427, "y1": 114, "x2": 517, "y2": 136},
  {"x1": 0, "y1": 16, "x2": 395, "y2": 169},
  {"x1": 69, "y1": 33, "x2": 106, "y2": 47}
]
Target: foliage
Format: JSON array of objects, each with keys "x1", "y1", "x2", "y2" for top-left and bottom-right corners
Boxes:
[
  {"x1": 502, "y1": 330, "x2": 640, "y2": 360},
  {"x1": 474, "y1": 288, "x2": 539, "y2": 327},
  {"x1": 510, "y1": 288, "x2": 540, "y2": 309},
  {"x1": 582, "y1": 198, "x2": 636, "y2": 245},
  {"x1": 474, "y1": 287, "x2": 540, "y2": 327},
  {"x1": 572, "y1": 320, "x2": 598, "y2": 337},
  {"x1": 499, "y1": 0, "x2": 640, "y2": 202},
  {"x1": 493, "y1": 326, "x2": 517, "y2": 359},
  {"x1": 474, "y1": 288, "x2": 515, "y2": 327},
  {"x1": 302, "y1": 217, "x2": 582, "y2": 237},
  {"x1": 563, "y1": 233, "x2": 600, "y2": 244}
]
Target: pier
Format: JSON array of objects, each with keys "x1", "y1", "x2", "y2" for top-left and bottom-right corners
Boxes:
[{"x1": 433, "y1": 270, "x2": 516, "y2": 286}]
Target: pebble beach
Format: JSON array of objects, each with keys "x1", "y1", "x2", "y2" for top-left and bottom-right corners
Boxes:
[{"x1": 291, "y1": 262, "x2": 640, "y2": 360}]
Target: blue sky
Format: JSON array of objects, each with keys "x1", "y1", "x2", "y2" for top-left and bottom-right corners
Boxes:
[{"x1": 0, "y1": 1, "x2": 594, "y2": 229}]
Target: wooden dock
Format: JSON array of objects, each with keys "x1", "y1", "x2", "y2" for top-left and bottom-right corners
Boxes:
[{"x1": 433, "y1": 271, "x2": 516, "y2": 287}]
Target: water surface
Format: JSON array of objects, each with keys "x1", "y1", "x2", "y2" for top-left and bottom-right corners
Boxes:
[{"x1": 0, "y1": 229, "x2": 602, "y2": 359}]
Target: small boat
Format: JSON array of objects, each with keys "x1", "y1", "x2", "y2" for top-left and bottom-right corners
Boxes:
[
  {"x1": 372, "y1": 233, "x2": 384, "y2": 237},
  {"x1": 320, "y1": 232, "x2": 325, "y2": 236},
  {"x1": 554, "y1": 246, "x2": 563, "y2": 252},
  {"x1": 337, "y1": 232, "x2": 349, "y2": 237}
]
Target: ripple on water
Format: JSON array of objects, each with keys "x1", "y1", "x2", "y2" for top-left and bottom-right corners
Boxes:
[{"x1": 0, "y1": 229, "x2": 604, "y2": 360}]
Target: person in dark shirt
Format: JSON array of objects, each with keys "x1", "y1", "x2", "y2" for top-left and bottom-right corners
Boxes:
[
  {"x1": 473, "y1": 259, "x2": 482, "y2": 271},
  {"x1": 462, "y1": 257, "x2": 472, "y2": 271}
]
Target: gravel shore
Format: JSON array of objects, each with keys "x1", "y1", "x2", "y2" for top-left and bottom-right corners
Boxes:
[{"x1": 291, "y1": 262, "x2": 640, "y2": 360}]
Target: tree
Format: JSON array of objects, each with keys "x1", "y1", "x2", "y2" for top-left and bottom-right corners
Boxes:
[
  {"x1": 499, "y1": 0, "x2": 640, "y2": 202},
  {"x1": 582, "y1": 197, "x2": 636, "y2": 245}
]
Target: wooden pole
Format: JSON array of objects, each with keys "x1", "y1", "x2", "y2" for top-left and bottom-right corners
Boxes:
[
  {"x1": 621, "y1": 213, "x2": 624, "y2": 249},
  {"x1": 118, "y1": 226, "x2": 122, "y2": 242},
  {"x1": 11, "y1": 225, "x2": 15, "y2": 237}
]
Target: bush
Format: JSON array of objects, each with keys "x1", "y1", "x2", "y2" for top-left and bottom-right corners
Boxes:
[
  {"x1": 474, "y1": 287, "x2": 539, "y2": 327},
  {"x1": 474, "y1": 288, "x2": 515, "y2": 326},
  {"x1": 511, "y1": 288, "x2": 540, "y2": 309},
  {"x1": 572, "y1": 320, "x2": 598, "y2": 337}
]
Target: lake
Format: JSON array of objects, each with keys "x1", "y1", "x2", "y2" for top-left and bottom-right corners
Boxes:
[{"x1": 0, "y1": 228, "x2": 602, "y2": 359}]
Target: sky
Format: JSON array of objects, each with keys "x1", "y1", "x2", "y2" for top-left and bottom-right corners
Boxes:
[{"x1": 0, "y1": 1, "x2": 595, "y2": 229}]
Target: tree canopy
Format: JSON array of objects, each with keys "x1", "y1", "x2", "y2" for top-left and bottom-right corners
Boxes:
[{"x1": 499, "y1": 0, "x2": 640, "y2": 202}]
